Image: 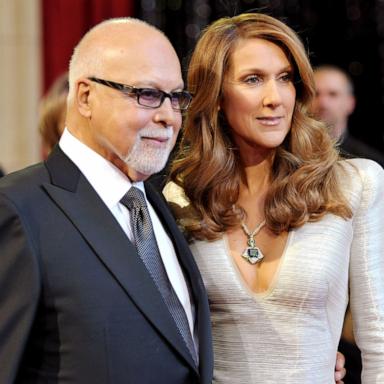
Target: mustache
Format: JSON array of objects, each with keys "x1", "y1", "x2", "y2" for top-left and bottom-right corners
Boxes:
[{"x1": 138, "y1": 126, "x2": 173, "y2": 140}]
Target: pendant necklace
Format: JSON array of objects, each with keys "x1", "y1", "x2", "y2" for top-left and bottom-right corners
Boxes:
[{"x1": 241, "y1": 219, "x2": 266, "y2": 264}]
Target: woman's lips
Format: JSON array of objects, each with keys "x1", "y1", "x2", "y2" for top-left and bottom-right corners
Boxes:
[{"x1": 256, "y1": 116, "x2": 283, "y2": 125}]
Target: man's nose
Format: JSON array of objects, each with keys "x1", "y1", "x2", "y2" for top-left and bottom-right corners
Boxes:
[{"x1": 153, "y1": 97, "x2": 181, "y2": 128}]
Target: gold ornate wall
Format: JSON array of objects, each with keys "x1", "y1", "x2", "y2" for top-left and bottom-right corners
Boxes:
[{"x1": 0, "y1": 0, "x2": 41, "y2": 173}]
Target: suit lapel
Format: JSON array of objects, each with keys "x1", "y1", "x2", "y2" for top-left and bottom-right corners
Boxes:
[
  {"x1": 145, "y1": 183, "x2": 213, "y2": 380},
  {"x1": 43, "y1": 147, "x2": 198, "y2": 372}
]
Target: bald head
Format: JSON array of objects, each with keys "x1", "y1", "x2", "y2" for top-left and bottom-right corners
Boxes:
[{"x1": 68, "y1": 18, "x2": 176, "y2": 102}]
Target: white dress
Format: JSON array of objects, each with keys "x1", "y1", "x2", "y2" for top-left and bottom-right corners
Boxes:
[{"x1": 164, "y1": 159, "x2": 384, "y2": 383}]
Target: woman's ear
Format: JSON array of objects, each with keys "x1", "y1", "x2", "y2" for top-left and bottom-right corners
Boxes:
[{"x1": 76, "y1": 79, "x2": 92, "y2": 118}]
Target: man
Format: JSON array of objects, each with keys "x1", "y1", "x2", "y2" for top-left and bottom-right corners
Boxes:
[
  {"x1": 0, "y1": 18, "x2": 212, "y2": 383},
  {"x1": 39, "y1": 72, "x2": 69, "y2": 159},
  {"x1": 311, "y1": 65, "x2": 384, "y2": 167}
]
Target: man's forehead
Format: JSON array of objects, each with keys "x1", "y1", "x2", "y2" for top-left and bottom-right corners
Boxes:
[
  {"x1": 316, "y1": 70, "x2": 348, "y2": 85},
  {"x1": 84, "y1": 23, "x2": 174, "y2": 64},
  {"x1": 315, "y1": 72, "x2": 350, "y2": 93},
  {"x1": 80, "y1": 22, "x2": 182, "y2": 87},
  {"x1": 99, "y1": 47, "x2": 183, "y2": 89}
]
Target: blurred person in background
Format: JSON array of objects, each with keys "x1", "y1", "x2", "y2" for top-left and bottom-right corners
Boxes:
[
  {"x1": 311, "y1": 64, "x2": 384, "y2": 384},
  {"x1": 311, "y1": 65, "x2": 384, "y2": 168},
  {"x1": 38, "y1": 72, "x2": 69, "y2": 159}
]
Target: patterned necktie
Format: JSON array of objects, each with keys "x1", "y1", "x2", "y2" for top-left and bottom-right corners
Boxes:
[{"x1": 120, "y1": 186, "x2": 198, "y2": 366}]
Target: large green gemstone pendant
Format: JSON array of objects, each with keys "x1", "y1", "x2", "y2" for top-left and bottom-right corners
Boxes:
[
  {"x1": 242, "y1": 236, "x2": 264, "y2": 264},
  {"x1": 242, "y1": 246, "x2": 264, "y2": 264}
]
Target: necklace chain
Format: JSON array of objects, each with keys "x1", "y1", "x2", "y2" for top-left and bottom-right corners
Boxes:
[
  {"x1": 241, "y1": 220, "x2": 266, "y2": 238},
  {"x1": 240, "y1": 219, "x2": 266, "y2": 265},
  {"x1": 232, "y1": 205, "x2": 266, "y2": 264}
]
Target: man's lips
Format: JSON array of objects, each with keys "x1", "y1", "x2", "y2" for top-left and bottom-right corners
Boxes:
[
  {"x1": 141, "y1": 136, "x2": 170, "y2": 146},
  {"x1": 139, "y1": 126, "x2": 173, "y2": 146},
  {"x1": 143, "y1": 136, "x2": 168, "y2": 141}
]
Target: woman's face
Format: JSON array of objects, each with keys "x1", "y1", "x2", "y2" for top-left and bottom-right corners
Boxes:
[{"x1": 221, "y1": 38, "x2": 296, "y2": 158}]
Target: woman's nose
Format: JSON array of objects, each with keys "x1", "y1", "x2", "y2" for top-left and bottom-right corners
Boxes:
[{"x1": 262, "y1": 79, "x2": 283, "y2": 108}]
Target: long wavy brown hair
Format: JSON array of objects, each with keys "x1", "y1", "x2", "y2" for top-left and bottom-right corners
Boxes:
[{"x1": 169, "y1": 13, "x2": 352, "y2": 241}]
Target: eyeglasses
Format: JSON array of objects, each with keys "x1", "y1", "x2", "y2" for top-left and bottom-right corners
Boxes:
[{"x1": 88, "y1": 77, "x2": 192, "y2": 111}]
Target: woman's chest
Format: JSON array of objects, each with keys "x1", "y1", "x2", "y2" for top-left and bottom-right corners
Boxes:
[{"x1": 190, "y1": 214, "x2": 353, "y2": 307}]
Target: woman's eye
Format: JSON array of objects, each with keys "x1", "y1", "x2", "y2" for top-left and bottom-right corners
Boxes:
[
  {"x1": 279, "y1": 73, "x2": 293, "y2": 82},
  {"x1": 244, "y1": 75, "x2": 262, "y2": 84}
]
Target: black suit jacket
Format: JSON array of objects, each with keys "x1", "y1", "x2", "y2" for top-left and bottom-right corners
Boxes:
[
  {"x1": 341, "y1": 133, "x2": 384, "y2": 168},
  {"x1": 0, "y1": 147, "x2": 213, "y2": 383}
]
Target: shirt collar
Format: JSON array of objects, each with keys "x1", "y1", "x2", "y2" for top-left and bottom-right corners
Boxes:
[{"x1": 59, "y1": 128, "x2": 146, "y2": 208}]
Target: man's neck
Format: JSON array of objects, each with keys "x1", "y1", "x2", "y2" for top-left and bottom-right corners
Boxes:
[{"x1": 332, "y1": 121, "x2": 348, "y2": 140}]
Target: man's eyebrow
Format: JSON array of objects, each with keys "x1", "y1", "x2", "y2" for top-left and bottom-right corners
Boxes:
[{"x1": 133, "y1": 81, "x2": 185, "y2": 91}]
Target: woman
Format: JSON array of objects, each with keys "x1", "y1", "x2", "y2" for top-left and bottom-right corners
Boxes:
[
  {"x1": 38, "y1": 72, "x2": 69, "y2": 159},
  {"x1": 164, "y1": 13, "x2": 384, "y2": 383}
]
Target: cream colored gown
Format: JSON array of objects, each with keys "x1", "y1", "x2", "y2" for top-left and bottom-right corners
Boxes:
[{"x1": 164, "y1": 159, "x2": 384, "y2": 383}]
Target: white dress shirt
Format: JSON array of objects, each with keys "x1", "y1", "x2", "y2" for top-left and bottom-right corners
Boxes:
[{"x1": 59, "y1": 128, "x2": 196, "y2": 340}]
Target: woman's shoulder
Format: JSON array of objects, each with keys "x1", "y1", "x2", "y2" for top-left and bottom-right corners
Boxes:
[
  {"x1": 163, "y1": 181, "x2": 190, "y2": 208},
  {"x1": 339, "y1": 157, "x2": 384, "y2": 183},
  {"x1": 162, "y1": 181, "x2": 199, "y2": 229},
  {"x1": 338, "y1": 158, "x2": 384, "y2": 208}
]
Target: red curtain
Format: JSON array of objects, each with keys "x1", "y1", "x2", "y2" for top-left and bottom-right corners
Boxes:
[{"x1": 42, "y1": 0, "x2": 134, "y2": 93}]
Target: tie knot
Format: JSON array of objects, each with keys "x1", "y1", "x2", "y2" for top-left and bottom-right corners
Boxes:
[{"x1": 120, "y1": 186, "x2": 147, "y2": 210}]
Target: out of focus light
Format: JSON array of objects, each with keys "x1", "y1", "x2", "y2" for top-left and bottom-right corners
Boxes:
[
  {"x1": 141, "y1": 0, "x2": 156, "y2": 12},
  {"x1": 349, "y1": 61, "x2": 363, "y2": 76},
  {"x1": 195, "y1": 3, "x2": 211, "y2": 18},
  {"x1": 346, "y1": 5, "x2": 361, "y2": 21},
  {"x1": 185, "y1": 23, "x2": 201, "y2": 39},
  {"x1": 168, "y1": 0, "x2": 182, "y2": 11}
]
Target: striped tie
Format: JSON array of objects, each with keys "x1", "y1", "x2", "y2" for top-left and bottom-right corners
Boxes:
[{"x1": 120, "y1": 187, "x2": 198, "y2": 366}]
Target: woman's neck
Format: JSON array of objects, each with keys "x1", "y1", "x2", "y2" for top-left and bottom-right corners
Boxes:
[{"x1": 240, "y1": 156, "x2": 273, "y2": 197}]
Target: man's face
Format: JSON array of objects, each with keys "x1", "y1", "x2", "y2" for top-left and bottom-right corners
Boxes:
[
  {"x1": 79, "y1": 29, "x2": 183, "y2": 181},
  {"x1": 311, "y1": 70, "x2": 355, "y2": 138}
]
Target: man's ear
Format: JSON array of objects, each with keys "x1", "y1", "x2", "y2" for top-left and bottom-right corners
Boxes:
[
  {"x1": 347, "y1": 94, "x2": 356, "y2": 116},
  {"x1": 76, "y1": 79, "x2": 92, "y2": 118}
]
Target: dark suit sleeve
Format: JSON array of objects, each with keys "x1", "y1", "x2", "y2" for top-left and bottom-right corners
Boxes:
[{"x1": 0, "y1": 194, "x2": 41, "y2": 383}]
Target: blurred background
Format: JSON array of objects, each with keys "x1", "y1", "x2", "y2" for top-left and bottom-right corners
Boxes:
[{"x1": 1, "y1": 0, "x2": 384, "y2": 173}]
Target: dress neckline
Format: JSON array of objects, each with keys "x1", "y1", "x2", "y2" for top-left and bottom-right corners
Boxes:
[{"x1": 222, "y1": 230, "x2": 295, "y2": 298}]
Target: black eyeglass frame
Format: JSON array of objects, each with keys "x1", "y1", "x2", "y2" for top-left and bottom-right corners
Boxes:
[{"x1": 88, "y1": 76, "x2": 192, "y2": 111}]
